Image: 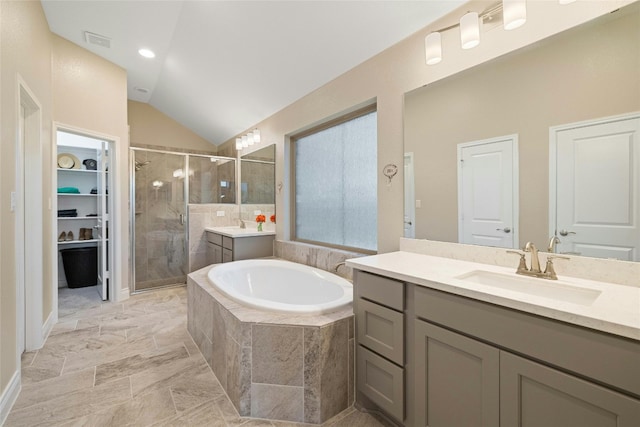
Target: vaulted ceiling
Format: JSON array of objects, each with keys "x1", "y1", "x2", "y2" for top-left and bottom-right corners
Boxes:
[{"x1": 42, "y1": 1, "x2": 464, "y2": 145}]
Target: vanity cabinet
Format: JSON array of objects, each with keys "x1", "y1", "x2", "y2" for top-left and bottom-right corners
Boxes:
[
  {"x1": 354, "y1": 270, "x2": 405, "y2": 422},
  {"x1": 206, "y1": 230, "x2": 274, "y2": 264},
  {"x1": 353, "y1": 269, "x2": 640, "y2": 427}
]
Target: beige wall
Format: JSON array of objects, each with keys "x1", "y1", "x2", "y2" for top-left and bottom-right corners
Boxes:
[
  {"x1": 52, "y1": 35, "x2": 130, "y2": 296},
  {"x1": 128, "y1": 100, "x2": 217, "y2": 154},
  {"x1": 218, "y1": 0, "x2": 633, "y2": 253},
  {"x1": 0, "y1": 0, "x2": 53, "y2": 401},
  {"x1": 405, "y1": 8, "x2": 640, "y2": 247}
]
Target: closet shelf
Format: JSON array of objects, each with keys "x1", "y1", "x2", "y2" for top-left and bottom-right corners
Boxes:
[
  {"x1": 57, "y1": 194, "x2": 99, "y2": 197},
  {"x1": 57, "y1": 216, "x2": 99, "y2": 220},
  {"x1": 58, "y1": 239, "x2": 108, "y2": 245}
]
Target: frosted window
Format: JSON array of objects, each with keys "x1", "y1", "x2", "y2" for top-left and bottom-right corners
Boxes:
[{"x1": 295, "y1": 110, "x2": 377, "y2": 251}]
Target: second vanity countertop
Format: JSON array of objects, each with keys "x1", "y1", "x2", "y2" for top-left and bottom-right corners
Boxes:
[
  {"x1": 205, "y1": 226, "x2": 275, "y2": 238},
  {"x1": 346, "y1": 251, "x2": 640, "y2": 341}
]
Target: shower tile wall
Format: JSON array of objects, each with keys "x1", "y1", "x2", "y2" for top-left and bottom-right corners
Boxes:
[
  {"x1": 134, "y1": 150, "x2": 187, "y2": 290},
  {"x1": 188, "y1": 204, "x2": 239, "y2": 272}
]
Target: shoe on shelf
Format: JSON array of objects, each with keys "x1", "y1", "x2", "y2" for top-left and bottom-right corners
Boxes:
[
  {"x1": 58, "y1": 231, "x2": 66, "y2": 242},
  {"x1": 84, "y1": 228, "x2": 93, "y2": 240},
  {"x1": 66, "y1": 231, "x2": 74, "y2": 241},
  {"x1": 78, "y1": 227, "x2": 86, "y2": 240}
]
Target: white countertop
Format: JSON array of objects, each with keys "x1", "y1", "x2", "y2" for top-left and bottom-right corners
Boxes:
[
  {"x1": 346, "y1": 251, "x2": 640, "y2": 341},
  {"x1": 205, "y1": 226, "x2": 275, "y2": 238}
]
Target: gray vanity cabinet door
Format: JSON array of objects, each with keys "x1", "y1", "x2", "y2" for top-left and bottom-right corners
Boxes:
[
  {"x1": 357, "y1": 346, "x2": 404, "y2": 421},
  {"x1": 501, "y1": 351, "x2": 640, "y2": 427},
  {"x1": 414, "y1": 320, "x2": 499, "y2": 427},
  {"x1": 207, "y1": 242, "x2": 223, "y2": 264},
  {"x1": 222, "y1": 248, "x2": 233, "y2": 263}
]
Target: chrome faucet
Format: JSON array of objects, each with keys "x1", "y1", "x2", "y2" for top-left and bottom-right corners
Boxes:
[
  {"x1": 333, "y1": 261, "x2": 346, "y2": 272},
  {"x1": 507, "y1": 241, "x2": 569, "y2": 280}
]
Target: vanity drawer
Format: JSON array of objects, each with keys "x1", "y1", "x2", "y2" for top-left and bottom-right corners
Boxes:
[
  {"x1": 357, "y1": 298, "x2": 404, "y2": 365},
  {"x1": 357, "y1": 345, "x2": 404, "y2": 422},
  {"x1": 222, "y1": 236, "x2": 233, "y2": 250},
  {"x1": 355, "y1": 270, "x2": 404, "y2": 311},
  {"x1": 207, "y1": 232, "x2": 222, "y2": 246},
  {"x1": 414, "y1": 285, "x2": 640, "y2": 397}
]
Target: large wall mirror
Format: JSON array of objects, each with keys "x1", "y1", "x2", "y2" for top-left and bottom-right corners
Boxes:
[
  {"x1": 404, "y1": 2, "x2": 640, "y2": 260},
  {"x1": 240, "y1": 144, "x2": 276, "y2": 222}
]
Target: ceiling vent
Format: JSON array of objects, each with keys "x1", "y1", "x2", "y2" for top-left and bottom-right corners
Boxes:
[{"x1": 84, "y1": 31, "x2": 111, "y2": 48}]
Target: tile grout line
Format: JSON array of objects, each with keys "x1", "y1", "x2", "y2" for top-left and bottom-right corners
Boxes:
[
  {"x1": 93, "y1": 366, "x2": 97, "y2": 387},
  {"x1": 168, "y1": 387, "x2": 179, "y2": 416},
  {"x1": 59, "y1": 355, "x2": 68, "y2": 377}
]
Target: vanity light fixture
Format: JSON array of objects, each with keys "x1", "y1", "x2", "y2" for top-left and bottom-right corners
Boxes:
[
  {"x1": 235, "y1": 129, "x2": 262, "y2": 153},
  {"x1": 460, "y1": 12, "x2": 480, "y2": 49},
  {"x1": 425, "y1": 32, "x2": 442, "y2": 65},
  {"x1": 425, "y1": 1, "x2": 531, "y2": 66},
  {"x1": 503, "y1": 0, "x2": 527, "y2": 30},
  {"x1": 138, "y1": 48, "x2": 156, "y2": 58}
]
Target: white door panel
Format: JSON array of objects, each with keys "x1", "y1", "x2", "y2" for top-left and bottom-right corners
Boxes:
[
  {"x1": 554, "y1": 115, "x2": 640, "y2": 261},
  {"x1": 458, "y1": 136, "x2": 518, "y2": 249}
]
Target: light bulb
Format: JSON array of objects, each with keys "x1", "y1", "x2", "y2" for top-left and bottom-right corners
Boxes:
[
  {"x1": 235, "y1": 138, "x2": 242, "y2": 151},
  {"x1": 425, "y1": 32, "x2": 442, "y2": 65},
  {"x1": 503, "y1": 0, "x2": 527, "y2": 30},
  {"x1": 460, "y1": 12, "x2": 480, "y2": 49},
  {"x1": 253, "y1": 129, "x2": 261, "y2": 143}
]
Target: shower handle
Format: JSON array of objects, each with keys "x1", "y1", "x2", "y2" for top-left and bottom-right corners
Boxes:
[{"x1": 179, "y1": 214, "x2": 185, "y2": 225}]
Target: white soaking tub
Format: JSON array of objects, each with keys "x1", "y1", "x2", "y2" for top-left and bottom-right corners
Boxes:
[{"x1": 206, "y1": 259, "x2": 353, "y2": 315}]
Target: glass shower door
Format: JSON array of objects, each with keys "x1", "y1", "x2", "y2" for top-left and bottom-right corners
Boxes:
[{"x1": 132, "y1": 149, "x2": 188, "y2": 292}]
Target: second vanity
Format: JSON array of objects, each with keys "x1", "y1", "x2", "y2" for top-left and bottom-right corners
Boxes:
[
  {"x1": 205, "y1": 226, "x2": 275, "y2": 263},
  {"x1": 346, "y1": 251, "x2": 640, "y2": 427}
]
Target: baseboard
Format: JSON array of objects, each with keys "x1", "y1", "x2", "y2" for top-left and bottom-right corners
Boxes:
[
  {"x1": 42, "y1": 310, "x2": 56, "y2": 343},
  {"x1": 118, "y1": 286, "x2": 130, "y2": 302},
  {"x1": 0, "y1": 370, "x2": 21, "y2": 425}
]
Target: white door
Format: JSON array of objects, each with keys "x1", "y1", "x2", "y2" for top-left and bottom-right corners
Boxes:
[
  {"x1": 458, "y1": 136, "x2": 518, "y2": 248},
  {"x1": 553, "y1": 115, "x2": 640, "y2": 261},
  {"x1": 404, "y1": 153, "x2": 416, "y2": 238},
  {"x1": 96, "y1": 142, "x2": 109, "y2": 300}
]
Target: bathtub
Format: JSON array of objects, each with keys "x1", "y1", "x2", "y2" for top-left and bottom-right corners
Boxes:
[{"x1": 206, "y1": 259, "x2": 353, "y2": 314}]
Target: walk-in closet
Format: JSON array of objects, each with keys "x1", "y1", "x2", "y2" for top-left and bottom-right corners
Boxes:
[{"x1": 56, "y1": 131, "x2": 112, "y2": 304}]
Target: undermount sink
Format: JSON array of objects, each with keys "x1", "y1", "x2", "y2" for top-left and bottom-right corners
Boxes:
[{"x1": 455, "y1": 270, "x2": 602, "y2": 305}]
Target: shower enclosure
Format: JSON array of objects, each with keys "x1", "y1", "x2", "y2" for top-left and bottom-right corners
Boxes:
[
  {"x1": 131, "y1": 149, "x2": 188, "y2": 291},
  {"x1": 130, "y1": 148, "x2": 236, "y2": 292}
]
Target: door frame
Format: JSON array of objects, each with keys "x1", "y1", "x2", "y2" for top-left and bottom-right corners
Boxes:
[
  {"x1": 17, "y1": 75, "x2": 44, "y2": 352},
  {"x1": 549, "y1": 111, "x2": 640, "y2": 240},
  {"x1": 404, "y1": 152, "x2": 416, "y2": 238},
  {"x1": 457, "y1": 134, "x2": 519, "y2": 248},
  {"x1": 52, "y1": 123, "x2": 118, "y2": 317}
]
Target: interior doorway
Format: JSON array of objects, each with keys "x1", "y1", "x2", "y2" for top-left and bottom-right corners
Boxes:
[
  {"x1": 457, "y1": 135, "x2": 519, "y2": 249},
  {"x1": 54, "y1": 128, "x2": 115, "y2": 315},
  {"x1": 17, "y1": 78, "x2": 44, "y2": 352}
]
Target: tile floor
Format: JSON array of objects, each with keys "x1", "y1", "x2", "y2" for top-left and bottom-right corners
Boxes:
[{"x1": 5, "y1": 285, "x2": 385, "y2": 427}]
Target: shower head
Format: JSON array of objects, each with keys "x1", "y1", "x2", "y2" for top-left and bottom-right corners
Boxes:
[{"x1": 134, "y1": 160, "x2": 150, "y2": 171}]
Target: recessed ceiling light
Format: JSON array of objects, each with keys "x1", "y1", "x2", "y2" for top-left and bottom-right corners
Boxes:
[{"x1": 138, "y1": 48, "x2": 155, "y2": 58}]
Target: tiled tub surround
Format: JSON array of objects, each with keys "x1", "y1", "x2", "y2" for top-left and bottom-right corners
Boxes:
[
  {"x1": 187, "y1": 266, "x2": 355, "y2": 424},
  {"x1": 274, "y1": 240, "x2": 365, "y2": 281}
]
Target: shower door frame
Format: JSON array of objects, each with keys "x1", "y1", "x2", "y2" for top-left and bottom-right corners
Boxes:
[{"x1": 129, "y1": 147, "x2": 190, "y2": 294}]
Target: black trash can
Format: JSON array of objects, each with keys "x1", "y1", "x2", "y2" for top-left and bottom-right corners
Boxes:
[{"x1": 60, "y1": 247, "x2": 98, "y2": 288}]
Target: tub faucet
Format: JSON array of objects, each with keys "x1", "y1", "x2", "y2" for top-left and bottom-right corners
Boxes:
[{"x1": 333, "y1": 261, "x2": 346, "y2": 272}]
